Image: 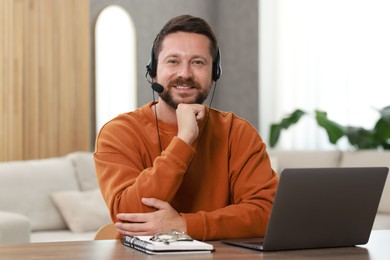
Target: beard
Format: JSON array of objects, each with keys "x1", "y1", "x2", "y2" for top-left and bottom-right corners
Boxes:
[{"x1": 159, "y1": 78, "x2": 210, "y2": 109}]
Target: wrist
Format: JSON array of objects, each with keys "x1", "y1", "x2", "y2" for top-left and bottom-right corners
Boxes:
[
  {"x1": 177, "y1": 133, "x2": 196, "y2": 145},
  {"x1": 179, "y1": 213, "x2": 187, "y2": 233}
]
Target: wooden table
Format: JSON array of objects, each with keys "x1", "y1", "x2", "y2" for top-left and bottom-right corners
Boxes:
[{"x1": 1, "y1": 230, "x2": 389, "y2": 260}]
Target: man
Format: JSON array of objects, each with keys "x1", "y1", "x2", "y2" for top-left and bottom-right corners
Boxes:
[{"x1": 94, "y1": 14, "x2": 278, "y2": 241}]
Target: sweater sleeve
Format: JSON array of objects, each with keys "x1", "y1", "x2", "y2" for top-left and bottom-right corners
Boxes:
[{"x1": 94, "y1": 119, "x2": 196, "y2": 221}]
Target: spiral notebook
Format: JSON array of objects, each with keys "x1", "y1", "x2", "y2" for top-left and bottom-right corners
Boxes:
[{"x1": 121, "y1": 235, "x2": 214, "y2": 255}]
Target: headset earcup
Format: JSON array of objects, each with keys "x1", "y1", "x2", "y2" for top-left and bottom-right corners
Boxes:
[
  {"x1": 146, "y1": 47, "x2": 157, "y2": 78},
  {"x1": 212, "y1": 49, "x2": 222, "y2": 81}
]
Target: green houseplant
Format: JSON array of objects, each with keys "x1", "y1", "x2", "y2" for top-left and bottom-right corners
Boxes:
[{"x1": 269, "y1": 106, "x2": 390, "y2": 150}]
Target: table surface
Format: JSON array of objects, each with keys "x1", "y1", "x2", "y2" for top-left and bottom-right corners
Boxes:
[{"x1": 1, "y1": 230, "x2": 389, "y2": 260}]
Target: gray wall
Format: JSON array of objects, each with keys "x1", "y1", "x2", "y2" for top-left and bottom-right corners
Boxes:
[{"x1": 90, "y1": 0, "x2": 259, "y2": 137}]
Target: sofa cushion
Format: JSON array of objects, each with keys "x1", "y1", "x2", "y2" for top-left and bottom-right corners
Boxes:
[
  {"x1": 0, "y1": 157, "x2": 80, "y2": 231},
  {"x1": 30, "y1": 230, "x2": 96, "y2": 243},
  {"x1": 0, "y1": 211, "x2": 31, "y2": 243},
  {"x1": 340, "y1": 151, "x2": 390, "y2": 213},
  {"x1": 267, "y1": 150, "x2": 342, "y2": 173},
  {"x1": 51, "y1": 189, "x2": 111, "y2": 233},
  {"x1": 67, "y1": 152, "x2": 98, "y2": 191},
  {"x1": 372, "y1": 213, "x2": 390, "y2": 230}
]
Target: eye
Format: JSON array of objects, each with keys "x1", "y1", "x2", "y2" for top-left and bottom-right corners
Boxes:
[
  {"x1": 192, "y1": 59, "x2": 205, "y2": 66},
  {"x1": 167, "y1": 59, "x2": 179, "y2": 65}
]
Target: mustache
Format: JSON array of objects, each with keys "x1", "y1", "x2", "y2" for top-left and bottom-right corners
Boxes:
[{"x1": 167, "y1": 78, "x2": 200, "y2": 89}]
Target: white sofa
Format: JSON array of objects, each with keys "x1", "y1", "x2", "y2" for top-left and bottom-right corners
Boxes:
[
  {"x1": 268, "y1": 150, "x2": 390, "y2": 230},
  {"x1": 0, "y1": 152, "x2": 111, "y2": 244}
]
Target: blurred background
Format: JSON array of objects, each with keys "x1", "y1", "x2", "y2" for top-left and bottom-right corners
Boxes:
[{"x1": 1, "y1": 0, "x2": 389, "y2": 161}]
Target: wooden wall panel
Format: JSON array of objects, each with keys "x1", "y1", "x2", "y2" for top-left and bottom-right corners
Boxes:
[{"x1": 0, "y1": 0, "x2": 90, "y2": 161}]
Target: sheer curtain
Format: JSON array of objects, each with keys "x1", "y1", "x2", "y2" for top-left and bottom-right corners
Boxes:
[{"x1": 259, "y1": 0, "x2": 390, "y2": 150}]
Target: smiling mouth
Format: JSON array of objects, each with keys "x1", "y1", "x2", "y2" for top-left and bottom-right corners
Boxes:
[{"x1": 175, "y1": 85, "x2": 194, "y2": 90}]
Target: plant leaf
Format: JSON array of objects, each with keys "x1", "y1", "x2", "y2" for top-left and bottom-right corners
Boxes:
[
  {"x1": 374, "y1": 118, "x2": 390, "y2": 140},
  {"x1": 269, "y1": 109, "x2": 306, "y2": 147},
  {"x1": 374, "y1": 118, "x2": 390, "y2": 149},
  {"x1": 269, "y1": 124, "x2": 282, "y2": 147},
  {"x1": 382, "y1": 143, "x2": 390, "y2": 149},
  {"x1": 314, "y1": 110, "x2": 345, "y2": 144},
  {"x1": 379, "y1": 105, "x2": 390, "y2": 125},
  {"x1": 346, "y1": 127, "x2": 379, "y2": 149}
]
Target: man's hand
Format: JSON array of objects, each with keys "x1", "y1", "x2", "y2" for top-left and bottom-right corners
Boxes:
[
  {"x1": 114, "y1": 198, "x2": 187, "y2": 236},
  {"x1": 176, "y1": 103, "x2": 206, "y2": 145}
]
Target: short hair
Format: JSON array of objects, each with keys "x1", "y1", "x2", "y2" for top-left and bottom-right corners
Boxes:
[{"x1": 152, "y1": 15, "x2": 219, "y2": 62}]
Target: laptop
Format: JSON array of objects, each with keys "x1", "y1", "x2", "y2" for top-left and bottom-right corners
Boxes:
[{"x1": 223, "y1": 167, "x2": 388, "y2": 251}]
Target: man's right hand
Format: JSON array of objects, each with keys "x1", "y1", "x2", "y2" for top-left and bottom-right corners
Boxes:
[{"x1": 176, "y1": 104, "x2": 206, "y2": 145}]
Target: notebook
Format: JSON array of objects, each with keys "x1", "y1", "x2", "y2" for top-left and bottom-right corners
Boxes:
[
  {"x1": 223, "y1": 167, "x2": 388, "y2": 251},
  {"x1": 121, "y1": 235, "x2": 213, "y2": 255}
]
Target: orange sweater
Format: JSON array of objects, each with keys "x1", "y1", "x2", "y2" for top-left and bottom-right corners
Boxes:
[{"x1": 94, "y1": 102, "x2": 278, "y2": 241}]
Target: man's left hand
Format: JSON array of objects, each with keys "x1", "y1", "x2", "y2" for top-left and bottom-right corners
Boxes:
[{"x1": 115, "y1": 198, "x2": 187, "y2": 236}]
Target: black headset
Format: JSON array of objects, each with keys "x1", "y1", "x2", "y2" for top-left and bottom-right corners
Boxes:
[{"x1": 146, "y1": 46, "x2": 222, "y2": 82}]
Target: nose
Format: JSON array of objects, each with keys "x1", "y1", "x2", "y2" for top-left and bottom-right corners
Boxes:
[{"x1": 176, "y1": 62, "x2": 193, "y2": 79}]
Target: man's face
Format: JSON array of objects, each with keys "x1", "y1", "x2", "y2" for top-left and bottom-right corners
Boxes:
[{"x1": 155, "y1": 32, "x2": 214, "y2": 109}]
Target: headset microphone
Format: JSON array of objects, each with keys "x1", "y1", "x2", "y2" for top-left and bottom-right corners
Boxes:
[{"x1": 151, "y1": 82, "x2": 164, "y2": 94}]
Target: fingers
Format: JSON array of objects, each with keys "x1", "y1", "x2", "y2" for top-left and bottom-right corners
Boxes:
[
  {"x1": 114, "y1": 198, "x2": 186, "y2": 236},
  {"x1": 177, "y1": 103, "x2": 206, "y2": 121},
  {"x1": 117, "y1": 212, "x2": 147, "y2": 223},
  {"x1": 141, "y1": 197, "x2": 168, "y2": 209},
  {"x1": 115, "y1": 212, "x2": 159, "y2": 236},
  {"x1": 115, "y1": 222, "x2": 158, "y2": 236},
  {"x1": 176, "y1": 104, "x2": 206, "y2": 145},
  {"x1": 115, "y1": 198, "x2": 168, "y2": 236},
  {"x1": 116, "y1": 198, "x2": 166, "y2": 221}
]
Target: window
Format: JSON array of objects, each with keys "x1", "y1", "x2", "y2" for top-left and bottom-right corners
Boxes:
[
  {"x1": 260, "y1": 0, "x2": 390, "y2": 150},
  {"x1": 95, "y1": 5, "x2": 136, "y2": 134}
]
